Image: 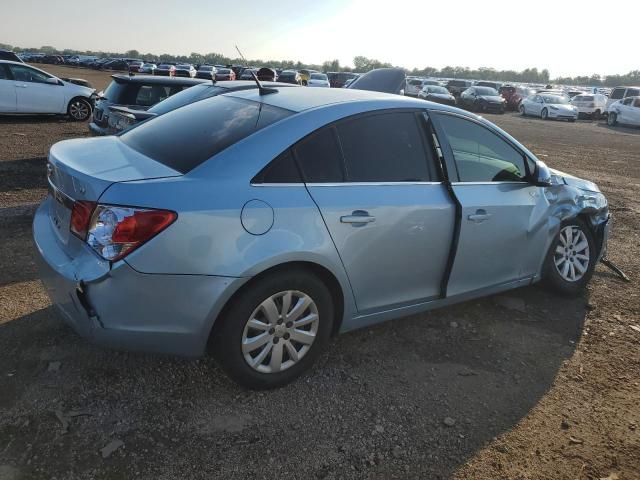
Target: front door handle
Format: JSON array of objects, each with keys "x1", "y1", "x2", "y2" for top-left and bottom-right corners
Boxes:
[
  {"x1": 340, "y1": 210, "x2": 375, "y2": 225},
  {"x1": 468, "y1": 210, "x2": 491, "y2": 223},
  {"x1": 15, "y1": 83, "x2": 28, "y2": 88}
]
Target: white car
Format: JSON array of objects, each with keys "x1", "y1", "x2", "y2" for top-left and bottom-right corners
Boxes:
[
  {"x1": 520, "y1": 93, "x2": 578, "y2": 122},
  {"x1": 607, "y1": 96, "x2": 640, "y2": 127},
  {"x1": 605, "y1": 86, "x2": 640, "y2": 113},
  {"x1": 570, "y1": 93, "x2": 608, "y2": 119},
  {"x1": 0, "y1": 60, "x2": 95, "y2": 120},
  {"x1": 307, "y1": 73, "x2": 330, "y2": 88}
]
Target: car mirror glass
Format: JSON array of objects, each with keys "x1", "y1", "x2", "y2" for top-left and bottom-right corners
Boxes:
[{"x1": 533, "y1": 160, "x2": 552, "y2": 186}]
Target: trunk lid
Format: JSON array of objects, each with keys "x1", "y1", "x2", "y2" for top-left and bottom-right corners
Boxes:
[{"x1": 47, "y1": 136, "x2": 181, "y2": 245}]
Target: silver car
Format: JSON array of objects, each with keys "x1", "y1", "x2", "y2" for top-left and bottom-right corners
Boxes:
[{"x1": 34, "y1": 85, "x2": 609, "y2": 389}]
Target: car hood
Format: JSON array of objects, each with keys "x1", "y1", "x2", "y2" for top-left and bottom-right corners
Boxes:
[
  {"x1": 60, "y1": 80, "x2": 95, "y2": 96},
  {"x1": 427, "y1": 93, "x2": 453, "y2": 99},
  {"x1": 549, "y1": 168, "x2": 600, "y2": 193},
  {"x1": 478, "y1": 95, "x2": 504, "y2": 102},
  {"x1": 347, "y1": 68, "x2": 406, "y2": 95},
  {"x1": 548, "y1": 103, "x2": 575, "y2": 110}
]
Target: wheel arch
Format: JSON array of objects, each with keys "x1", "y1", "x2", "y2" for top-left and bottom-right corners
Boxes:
[{"x1": 207, "y1": 260, "x2": 347, "y2": 346}]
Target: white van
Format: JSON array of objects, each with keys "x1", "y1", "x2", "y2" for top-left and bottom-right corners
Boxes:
[{"x1": 606, "y1": 86, "x2": 640, "y2": 113}]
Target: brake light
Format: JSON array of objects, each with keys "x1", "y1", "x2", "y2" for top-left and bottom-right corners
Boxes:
[
  {"x1": 70, "y1": 201, "x2": 97, "y2": 239},
  {"x1": 85, "y1": 205, "x2": 176, "y2": 261}
]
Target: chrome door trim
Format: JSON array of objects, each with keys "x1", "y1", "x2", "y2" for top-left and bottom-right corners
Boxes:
[{"x1": 251, "y1": 182, "x2": 445, "y2": 187}]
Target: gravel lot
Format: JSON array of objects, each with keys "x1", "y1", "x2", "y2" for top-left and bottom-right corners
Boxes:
[{"x1": 0, "y1": 66, "x2": 638, "y2": 480}]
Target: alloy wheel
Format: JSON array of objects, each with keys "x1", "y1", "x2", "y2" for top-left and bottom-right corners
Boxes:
[
  {"x1": 69, "y1": 100, "x2": 90, "y2": 120},
  {"x1": 553, "y1": 226, "x2": 590, "y2": 282},
  {"x1": 241, "y1": 290, "x2": 319, "y2": 374}
]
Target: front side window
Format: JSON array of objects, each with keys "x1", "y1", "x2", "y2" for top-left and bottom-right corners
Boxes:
[
  {"x1": 336, "y1": 112, "x2": 433, "y2": 182},
  {"x1": 8, "y1": 64, "x2": 50, "y2": 84},
  {"x1": 610, "y1": 88, "x2": 626, "y2": 100},
  {"x1": 436, "y1": 114, "x2": 528, "y2": 183}
]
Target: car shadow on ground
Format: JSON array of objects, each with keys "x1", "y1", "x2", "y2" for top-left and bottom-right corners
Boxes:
[
  {"x1": 0, "y1": 115, "x2": 74, "y2": 124},
  {"x1": 596, "y1": 122, "x2": 640, "y2": 135},
  {"x1": 0, "y1": 157, "x2": 47, "y2": 192},
  {"x1": 0, "y1": 283, "x2": 588, "y2": 479}
]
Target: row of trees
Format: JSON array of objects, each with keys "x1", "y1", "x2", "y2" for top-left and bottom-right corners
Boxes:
[{"x1": 2, "y1": 43, "x2": 637, "y2": 86}]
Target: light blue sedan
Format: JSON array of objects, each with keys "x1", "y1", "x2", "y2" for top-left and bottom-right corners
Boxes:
[{"x1": 34, "y1": 85, "x2": 609, "y2": 388}]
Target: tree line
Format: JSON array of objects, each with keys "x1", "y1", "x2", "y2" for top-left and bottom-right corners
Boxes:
[{"x1": 2, "y1": 43, "x2": 638, "y2": 87}]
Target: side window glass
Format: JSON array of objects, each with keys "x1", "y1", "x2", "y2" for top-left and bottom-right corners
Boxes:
[
  {"x1": 0, "y1": 65, "x2": 8, "y2": 80},
  {"x1": 627, "y1": 89, "x2": 640, "y2": 97},
  {"x1": 253, "y1": 150, "x2": 301, "y2": 184},
  {"x1": 633, "y1": 98, "x2": 640, "y2": 108},
  {"x1": 135, "y1": 85, "x2": 170, "y2": 107},
  {"x1": 436, "y1": 114, "x2": 527, "y2": 182},
  {"x1": 336, "y1": 112, "x2": 432, "y2": 182},
  {"x1": 293, "y1": 127, "x2": 344, "y2": 183},
  {"x1": 8, "y1": 65, "x2": 50, "y2": 84}
]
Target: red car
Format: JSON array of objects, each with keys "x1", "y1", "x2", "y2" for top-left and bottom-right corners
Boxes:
[
  {"x1": 214, "y1": 68, "x2": 236, "y2": 81},
  {"x1": 155, "y1": 64, "x2": 176, "y2": 77},
  {"x1": 128, "y1": 60, "x2": 144, "y2": 73},
  {"x1": 499, "y1": 85, "x2": 536, "y2": 111}
]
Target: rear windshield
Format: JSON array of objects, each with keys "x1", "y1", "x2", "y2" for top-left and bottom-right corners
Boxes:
[
  {"x1": 610, "y1": 88, "x2": 626, "y2": 100},
  {"x1": 574, "y1": 95, "x2": 594, "y2": 101},
  {"x1": 102, "y1": 80, "x2": 185, "y2": 105},
  {"x1": 449, "y1": 80, "x2": 468, "y2": 87},
  {"x1": 120, "y1": 96, "x2": 293, "y2": 173},
  {"x1": 475, "y1": 87, "x2": 499, "y2": 96}
]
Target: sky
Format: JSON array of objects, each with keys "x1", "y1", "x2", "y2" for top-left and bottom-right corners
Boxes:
[{"x1": 2, "y1": 0, "x2": 637, "y2": 78}]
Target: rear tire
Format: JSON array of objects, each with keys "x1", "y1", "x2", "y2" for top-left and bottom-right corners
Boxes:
[
  {"x1": 67, "y1": 98, "x2": 92, "y2": 122},
  {"x1": 213, "y1": 269, "x2": 334, "y2": 389},
  {"x1": 592, "y1": 110, "x2": 601, "y2": 120},
  {"x1": 542, "y1": 218, "x2": 597, "y2": 296},
  {"x1": 607, "y1": 113, "x2": 618, "y2": 126}
]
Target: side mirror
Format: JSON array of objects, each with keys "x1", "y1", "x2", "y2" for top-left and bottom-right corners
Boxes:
[
  {"x1": 46, "y1": 77, "x2": 61, "y2": 86},
  {"x1": 532, "y1": 160, "x2": 552, "y2": 186}
]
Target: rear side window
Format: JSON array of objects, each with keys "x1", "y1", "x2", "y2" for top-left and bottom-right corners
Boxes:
[
  {"x1": 293, "y1": 127, "x2": 344, "y2": 183},
  {"x1": 0, "y1": 65, "x2": 9, "y2": 79},
  {"x1": 627, "y1": 88, "x2": 640, "y2": 97},
  {"x1": 252, "y1": 150, "x2": 301, "y2": 183},
  {"x1": 436, "y1": 114, "x2": 527, "y2": 182},
  {"x1": 120, "y1": 96, "x2": 293, "y2": 173},
  {"x1": 336, "y1": 112, "x2": 433, "y2": 182},
  {"x1": 610, "y1": 88, "x2": 626, "y2": 100}
]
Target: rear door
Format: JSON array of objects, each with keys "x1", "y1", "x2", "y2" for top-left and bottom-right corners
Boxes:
[
  {"x1": 297, "y1": 111, "x2": 455, "y2": 313},
  {"x1": 0, "y1": 63, "x2": 16, "y2": 112},
  {"x1": 7, "y1": 64, "x2": 65, "y2": 113},
  {"x1": 431, "y1": 111, "x2": 546, "y2": 297}
]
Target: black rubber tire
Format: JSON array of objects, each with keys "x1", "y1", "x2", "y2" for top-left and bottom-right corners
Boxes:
[
  {"x1": 541, "y1": 108, "x2": 549, "y2": 120},
  {"x1": 520, "y1": 104, "x2": 526, "y2": 116},
  {"x1": 568, "y1": 119, "x2": 576, "y2": 123},
  {"x1": 213, "y1": 268, "x2": 334, "y2": 389},
  {"x1": 608, "y1": 113, "x2": 617, "y2": 126},
  {"x1": 592, "y1": 110, "x2": 601, "y2": 120},
  {"x1": 67, "y1": 97, "x2": 92, "y2": 122},
  {"x1": 542, "y1": 218, "x2": 597, "y2": 296}
]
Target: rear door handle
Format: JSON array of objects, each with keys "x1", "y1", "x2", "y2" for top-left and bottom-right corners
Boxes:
[
  {"x1": 340, "y1": 210, "x2": 375, "y2": 225},
  {"x1": 467, "y1": 210, "x2": 491, "y2": 223},
  {"x1": 15, "y1": 84, "x2": 28, "y2": 88}
]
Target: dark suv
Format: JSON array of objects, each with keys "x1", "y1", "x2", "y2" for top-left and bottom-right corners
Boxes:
[
  {"x1": 0, "y1": 50, "x2": 23, "y2": 63},
  {"x1": 89, "y1": 75, "x2": 206, "y2": 135},
  {"x1": 446, "y1": 79, "x2": 473, "y2": 97}
]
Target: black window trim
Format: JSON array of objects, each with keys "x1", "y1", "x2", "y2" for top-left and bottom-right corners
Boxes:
[
  {"x1": 251, "y1": 108, "x2": 444, "y2": 186},
  {"x1": 429, "y1": 110, "x2": 536, "y2": 184}
]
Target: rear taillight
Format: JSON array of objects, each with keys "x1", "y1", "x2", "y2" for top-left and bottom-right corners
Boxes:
[
  {"x1": 83, "y1": 205, "x2": 176, "y2": 261},
  {"x1": 70, "y1": 201, "x2": 97, "y2": 239}
]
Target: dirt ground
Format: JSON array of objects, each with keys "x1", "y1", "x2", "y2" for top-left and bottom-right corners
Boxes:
[{"x1": 0, "y1": 67, "x2": 638, "y2": 480}]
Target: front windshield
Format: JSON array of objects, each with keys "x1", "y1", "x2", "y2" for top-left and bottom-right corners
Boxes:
[
  {"x1": 542, "y1": 95, "x2": 568, "y2": 104},
  {"x1": 475, "y1": 87, "x2": 499, "y2": 96},
  {"x1": 199, "y1": 66, "x2": 213, "y2": 71},
  {"x1": 311, "y1": 73, "x2": 327, "y2": 80},
  {"x1": 427, "y1": 86, "x2": 449, "y2": 94}
]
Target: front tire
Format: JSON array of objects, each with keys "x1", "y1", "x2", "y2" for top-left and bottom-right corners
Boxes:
[
  {"x1": 542, "y1": 218, "x2": 597, "y2": 296},
  {"x1": 520, "y1": 104, "x2": 526, "y2": 116},
  {"x1": 541, "y1": 108, "x2": 549, "y2": 120},
  {"x1": 213, "y1": 269, "x2": 334, "y2": 389},
  {"x1": 67, "y1": 98, "x2": 92, "y2": 121},
  {"x1": 607, "y1": 113, "x2": 617, "y2": 126}
]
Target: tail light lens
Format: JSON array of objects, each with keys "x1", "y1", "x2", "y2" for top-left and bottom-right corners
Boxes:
[
  {"x1": 82, "y1": 205, "x2": 176, "y2": 261},
  {"x1": 70, "y1": 201, "x2": 97, "y2": 239}
]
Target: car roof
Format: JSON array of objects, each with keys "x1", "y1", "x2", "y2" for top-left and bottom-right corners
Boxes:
[
  {"x1": 224, "y1": 85, "x2": 456, "y2": 114},
  {"x1": 111, "y1": 74, "x2": 206, "y2": 85}
]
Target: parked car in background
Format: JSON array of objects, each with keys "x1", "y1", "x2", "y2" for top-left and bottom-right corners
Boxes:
[
  {"x1": 89, "y1": 58, "x2": 112, "y2": 69},
  {"x1": 106, "y1": 81, "x2": 299, "y2": 134},
  {"x1": 195, "y1": 65, "x2": 217, "y2": 79},
  {"x1": 606, "y1": 86, "x2": 640, "y2": 113},
  {"x1": 155, "y1": 64, "x2": 176, "y2": 77},
  {"x1": 175, "y1": 64, "x2": 196, "y2": 78},
  {"x1": 458, "y1": 86, "x2": 506, "y2": 113},
  {"x1": 446, "y1": 79, "x2": 474, "y2": 97},
  {"x1": 0, "y1": 60, "x2": 94, "y2": 120},
  {"x1": 475, "y1": 81, "x2": 502, "y2": 91},
  {"x1": 571, "y1": 94, "x2": 607, "y2": 119},
  {"x1": 607, "y1": 96, "x2": 640, "y2": 127},
  {"x1": 0, "y1": 50, "x2": 24, "y2": 63},
  {"x1": 405, "y1": 78, "x2": 426, "y2": 97},
  {"x1": 327, "y1": 72, "x2": 359, "y2": 88},
  {"x1": 520, "y1": 93, "x2": 578, "y2": 121},
  {"x1": 139, "y1": 63, "x2": 157, "y2": 74},
  {"x1": 418, "y1": 85, "x2": 456, "y2": 106},
  {"x1": 128, "y1": 61, "x2": 144, "y2": 73},
  {"x1": 240, "y1": 68, "x2": 259, "y2": 80},
  {"x1": 307, "y1": 73, "x2": 330, "y2": 87},
  {"x1": 257, "y1": 68, "x2": 277, "y2": 81},
  {"x1": 214, "y1": 68, "x2": 236, "y2": 81},
  {"x1": 499, "y1": 85, "x2": 535, "y2": 110},
  {"x1": 343, "y1": 77, "x2": 357, "y2": 88},
  {"x1": 89, "y1": 75, "x2": 206, "y2": 135},
  {"x1": 278, "y1": 70, "x2": 302, "y2": 85},
  {"x1": 34, "y1": 84, "x2": 609, "y2": 389},
  {"x1": 41, "y1": 55, "x2": 65, "y2": 65},
  {"x1": 101, "y1": 59, "x2": 129, "y2": 71}
]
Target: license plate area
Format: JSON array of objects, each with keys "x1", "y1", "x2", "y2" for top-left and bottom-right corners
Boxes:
[{"x1": 48, "y1": 180, "x2": 73, "y2": 244}]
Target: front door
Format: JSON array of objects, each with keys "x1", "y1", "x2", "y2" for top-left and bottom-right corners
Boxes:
[
  {"x1": 0, "y1": 64, "x2": 16, "y2": 112},
  {"x1": 7, "y1": 64, "x2": 65, "y2": 113},
  {"x1": 432, "y1": 112, "x2": 548, "y2": 297},
  {"x1": 294, "y1": 111, "x2": 456, "y2": 313}
]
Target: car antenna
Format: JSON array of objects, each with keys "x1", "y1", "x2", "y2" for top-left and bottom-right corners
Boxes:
[{"x1": 235, "y1": 45, "x2": 277, "y2": 96}]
